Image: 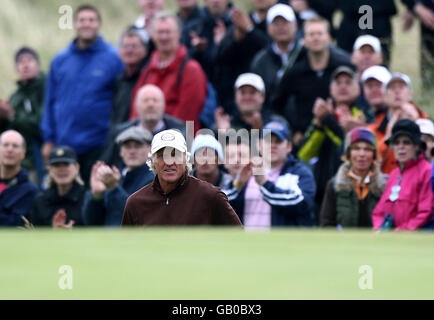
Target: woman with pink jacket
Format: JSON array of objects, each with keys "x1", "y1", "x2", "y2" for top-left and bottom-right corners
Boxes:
[{"x1": 372, "y1": 119, "x2": 433, "y2": 230}]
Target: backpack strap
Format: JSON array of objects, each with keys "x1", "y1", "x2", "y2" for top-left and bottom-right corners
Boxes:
[{"x1": 176, "y1": 55, "x2": 191, "y2": 87}]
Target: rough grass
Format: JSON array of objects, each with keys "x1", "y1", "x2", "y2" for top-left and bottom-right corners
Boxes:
[{"x1": 1, "y1": 228, "x2": 433, "y2": 300}]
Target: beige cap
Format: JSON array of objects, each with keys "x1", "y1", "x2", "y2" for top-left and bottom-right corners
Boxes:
[
  {"x1": 235, "y1": 73, "x2": 265, "y2": 93},
  {"x1": 150, "y1": 129, "x2": 187, "y2": 155}
]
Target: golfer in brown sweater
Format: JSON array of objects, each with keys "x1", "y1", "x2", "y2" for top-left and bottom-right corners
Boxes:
[{"x1": 121, "y1": 129, "x2": 242, "y2": 226}]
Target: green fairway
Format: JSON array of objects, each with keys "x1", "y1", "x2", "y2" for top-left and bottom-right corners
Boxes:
[{"x1": 0, "y1": 228, "x2": 433, "y2": 299}]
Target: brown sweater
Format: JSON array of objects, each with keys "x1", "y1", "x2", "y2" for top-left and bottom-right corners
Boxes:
[{"x1": 121, "y1": 173, "x2": 242, "y2": 226}]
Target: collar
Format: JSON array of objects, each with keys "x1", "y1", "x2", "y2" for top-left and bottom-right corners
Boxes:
[{"x1": 152, "y1": 171, "x2": 189, "y2": 196}]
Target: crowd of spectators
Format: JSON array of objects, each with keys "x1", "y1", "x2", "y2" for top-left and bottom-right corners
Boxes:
[{"x1": 1, "y1": 0, "x2": 433, "y2": 230}]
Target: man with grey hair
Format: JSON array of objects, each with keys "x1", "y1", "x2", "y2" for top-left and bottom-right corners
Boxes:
[
  {"x1": 130, "y1": 11, "x2": 207, "y2": 133},
  {"x1": 101, "y1": 84, "x2": 185, "y2": 169},
  {"x1": 83, "y1": 126, "x2": 154, "y2": 226},
  {"x1": 0, "y1": 130, "x2": 39, "y2": 226},
  {"x1": 122, "y1": 129, "x2": 242, "y2": 226}
]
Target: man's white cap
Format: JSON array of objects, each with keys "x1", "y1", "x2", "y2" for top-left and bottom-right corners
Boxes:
[
  {"x1": 235, "y1": 73, "x2": 265, "y2": 93},
  {"x1": 151, "y1": 129, "x2": 187, "y2": 155},
  {"x1": 266, "y1": 3, "x2": 296, "y2": 24},
  {"x1": 386, "y1": 72, "x2": 412, "y2": 90},
  {"x1": 353, "y1": 35, "x2": 382, "y2": 53},
  {"x1": 416, "y1": 119, "x2": 434, "y2": 138},
  {"x1": 361, "y1": 65, "x2": 392, "y2": 85},
  {"x1": 191, "y1": 134, "x2": 224, "y2": 161}
]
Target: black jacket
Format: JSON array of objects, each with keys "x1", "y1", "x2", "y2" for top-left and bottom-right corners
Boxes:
[
  {"x1": 271, "y1": 45, "x2": 353, "y2": 135},
  {"x1": 29, "y1": 182, "x2": 86, "y2": 226}
]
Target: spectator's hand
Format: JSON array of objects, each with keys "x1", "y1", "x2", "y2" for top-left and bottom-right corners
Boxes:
[
  {"x1": 0, "y1": 100, "x2": 14, "y2": 119},
  {"x1": 190, "y1": 31, "x2": 208, "y2": 52},
  {"x1": 402, "y1": 9, "x2": 415, "y2": 31},
  {"x1": 214, "y1": 20, "x2": 227, "y2": 45},
  {"x1": 313, "y1": 98, "x2": 332, "y2": 126},
  {"x1": 292, "y1": 131, "x2": 305, "y2": 146},
  {"x1": 231, "y1": 8, "x2": 253, "y2": 41},
  {"x1": 251, "y1": 156, "x2": 266, "y2": 186},
  {"x1": 385, "y1": 110, "x2": 402, "y2": 141},
  {"x1": 290, "y1": 0, "x2": 309, "y2": 13},
  {"x1": 215, "y1": 107, "x2": 231, "y2": 130},
  {"x1": 90, "y1": 161, "x2": 107, "y2": 198},
  {"x1": 98, "y1": 165, "x2": 121, "y2": 190},
  {"x1": 236, "y1": 162, "x2": 253, "y2": 187},
  {"x1": 401, "y1": 102, "x2": 419, "y2": 120},
  {"x1": 415, "y1": 3, "x2": 434, "y2": 29},
  {"x1": 41, "y1": 142, "x2": 55, "y2": 165},
  {"x1": 52, "y1": 209, "x2": 74, "y2": 229}
]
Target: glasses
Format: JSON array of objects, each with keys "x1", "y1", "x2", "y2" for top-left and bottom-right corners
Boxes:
[{"x1": 391, "y1": 139, "x2": 413, "y2": 146}]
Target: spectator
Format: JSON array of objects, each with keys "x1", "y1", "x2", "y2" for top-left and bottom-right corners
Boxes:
[
  {"x1": 103, "y1": 84, "x2": 185, "y2": 169},
  {"x1": 362, "y1": 65, "x2": 392, "y2": 125},
  {"x1": 372, "y1": 119, "x2": 433, "y2": 231},
  {"x1": 288, "y1": 0, "x2": 319, "y2": 40},
  {"x1": 272, "y1": 17, "x2": 353, "y2": 146},
  {"x1": 376, "y1": 72, "x2": 428, "y2": 174},
  {"x1": 135, "y1": 0, "x2": 165, "y2": 35},
  {"x1": 191, "y1": 134, "x2": 232, "y2": 188},
  {"x1": 177, "y1": 0, "x2": 204, "y2": 47},
  {"x1": 216, "y1": 0, "x2": 273, "y2": 113},
  {"x1": 250, "y1": 3, "x2": 303, "y2": 108},
  {"x1": 224, "y1": 121, "x2": 316, "y2": 227},
  {"x1": 320, "y1": 127, "x2": 386, "y2": 228},
  {"x1": 416, "y1": 118, "x2": 434, "y2": 163},
  {"x1": 83, "y1": 126, "x2": 154, "y2": 226},
  {"x1": 29, "y1": 146, "x2": 85, "y2": 228},
  {"x1": 297, "y1": 66, "x2": 366, "y2": 218},
  {"x1": 215, "y1": 73, "x2": 287, "y2": 132},
  {"x1": 41, "y1": 5, "x2": 124, "y2": 186},
  {"x1": 131, "y1": 11, "x2": 207, "y2": 133},
  {"x1": 121, "y1": 129, "x2": 242, "y2": 226},
  {"x1": 0, "y1": 47, "x2": 46, "y2": 185},
  {"x1": 0, "y1": 130, "x2": 39, "y2": 227},
  {"x1": 223, "y1": 139, "x2": 251, "y2": 178},
  {"x1": 111, "y1": 27, "x2": 149, "y2": 128},
  {"x1": 351, "y1": 35, "x2": 384, "y2": 115}
]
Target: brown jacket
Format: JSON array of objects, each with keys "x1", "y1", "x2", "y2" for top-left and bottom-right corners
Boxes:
[{"x1": 121, "y1": 173, "x2": 242, "y2": 226}]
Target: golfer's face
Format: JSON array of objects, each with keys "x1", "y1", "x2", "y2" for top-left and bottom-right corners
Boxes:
[{"x1": 152, "y1": 147, "x2": 186, "y2": 184}]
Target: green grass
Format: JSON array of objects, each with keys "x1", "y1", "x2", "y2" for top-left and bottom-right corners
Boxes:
[{"x1": 1, "y1": 228, "x2": 433, "y2": 299}]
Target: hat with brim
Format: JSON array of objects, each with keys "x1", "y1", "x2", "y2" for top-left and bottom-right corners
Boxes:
[
  {"x1": 49, "y1": 146, "x2": 77, "y2": 165},
  {"x1": 385, "y1": 119, "x2": 422, "y2": 146},
  {"x1": 151, "y1": 129, "x2": 187, "y2": 155}
]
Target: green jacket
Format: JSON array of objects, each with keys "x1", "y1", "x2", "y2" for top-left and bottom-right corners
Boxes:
[
  {"x1": 6, "y1": 73, "x2": 46, "y2": 169},
  {"x1": 320, "y1": 161, "x2": 387, "y2": 227}
]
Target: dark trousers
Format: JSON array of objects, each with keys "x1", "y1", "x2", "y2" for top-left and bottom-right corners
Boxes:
[{"x1": 77, "y1": 146, "x2": 105, "y2": 188}]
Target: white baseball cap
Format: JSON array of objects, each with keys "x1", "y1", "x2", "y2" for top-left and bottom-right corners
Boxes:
[
  {"x1": 416, "y1": 119, "x2": 434, "y2": 138},
  {"x1": 266, "y1": 3, "x2": 296, "y2": 24},
  {"x1": 191, "y1": 134, "x2": 224, "y2": 161},
  {"x1": 386, "y1": 72, "x2": 412, "y2": 90},
  {"x1": 361, "y1": 65, "x2": 392, "y2": 85},
  {"x1": 235, "y1": 73, "x2": 265, "y2": 93},
  {"x1": 151, "y1": 129, "x2": 187, "y2": 155},
  {"x1": 353, "y1": 35, "x2": 382, "y2": 53}
]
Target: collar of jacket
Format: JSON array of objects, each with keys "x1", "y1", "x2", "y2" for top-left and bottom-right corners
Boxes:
[
  {"x1": 396, "y1": 153, "x2": 427, "y2": 172},
  {"x1": 45, "y1": 181, "x2": 84, "y2": 204},
  {"x1": 8, "y1": 168, "x2": 31, "y2": 187},
  {"x1": 148, "y1": 45, "x2": 188, "y2": 72},
  {"x1": 16, "y1": 73, "x2": 46, "y2": 89},
  {"x1": 152, "y1": 171, "x2": 189, "y2": 197},
  {"x1": 70, "y1": 35, "x2": 105, "y2": 53},
  {"x1": 334, "y1": 161, "x2": 386, "y2": 197},
  {"x1": 121, "y1": 58, "x2": 147, "y2": 81}
]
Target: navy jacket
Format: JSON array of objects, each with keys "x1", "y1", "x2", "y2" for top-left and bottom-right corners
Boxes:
[
  {"x1": 0, "y1": 169, "x2": 39, "y2": 226},
  {"x1": 224, "y1": 155, "x2": 316, "y2": 226},
  {"x1": 41, "y1": 36, "x2": 124, "y2": 154},
  {"x1": 82, "y1": 164, "x2": 154, "y2": 226}
]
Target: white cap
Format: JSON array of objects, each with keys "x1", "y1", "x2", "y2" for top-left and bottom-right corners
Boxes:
[
  {"x1": 353, "y1": 35, "x2": 382, "y2": 53},
  {"x1": 235, "y1": 73, "x2": 265, "y2": 93},
  {"x1": 266, "y1": 4, "x2": 296, "y2": 24},
  {"x1": 386, "y1": 72, "x2": 412, "y2": 90},
  {"x1": 151, "y1": 129, "x2": 187, "y2": 155},
  {"x1": 416, "y1": 119, "x2": 434, "y2": 137},
  {"x1": 361, "y1": 65, "x2": 392, "y2": 85},
  {"x1": 191, "y1": 134, "x2": 224, "y2": 161}
]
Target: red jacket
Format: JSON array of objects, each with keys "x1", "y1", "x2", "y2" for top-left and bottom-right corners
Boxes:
[
  {"x1": 130, "y1": 45, "x2": 206, "y2": 133},
  {"x1": 372, "y1": 154, "x2": 433, "y2": 230}
]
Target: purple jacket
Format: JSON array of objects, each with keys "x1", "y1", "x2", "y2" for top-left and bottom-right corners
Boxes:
[{"x1": 372, "y1": 153, "x2": 433, "y2": 230}]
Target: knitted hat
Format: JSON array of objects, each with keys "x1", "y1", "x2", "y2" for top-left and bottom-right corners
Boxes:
[{"x1": 344, "y1": 127, "x2": 378, "y2": 155}]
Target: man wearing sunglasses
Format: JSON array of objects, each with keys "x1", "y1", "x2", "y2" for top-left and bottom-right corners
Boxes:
[{"x1": 121, "y1": 129, "x2": 242, "y2": 226}]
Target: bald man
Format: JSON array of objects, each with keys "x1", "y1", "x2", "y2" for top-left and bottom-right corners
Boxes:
[
  {"x1": 102, "y1": 84, "x2": 186, "y2": 169},
  {"x1": 0, "y1": 130, "x2": 39, "y2": 226}
]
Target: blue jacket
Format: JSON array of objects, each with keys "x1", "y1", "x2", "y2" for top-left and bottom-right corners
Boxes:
[
  {"x1": 82, "y1": 164, "x2": 154, "y2": 226},
  {"x1": 0, "y1": 169, "x2": 39, "y2": 226},
  {"x1": 224, "y1": 155, "x2": 316, "y2": 226},
  {"x1": 41, "y1": 36, "x2": 124, "y2": 154}
]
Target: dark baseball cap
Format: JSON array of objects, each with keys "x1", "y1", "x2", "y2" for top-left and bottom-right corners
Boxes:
[
  {"x1": 15, "y1": 47, "x2": 39, "y2": 64},
  {"x1": 263, "y1": 121, "x2": 290, "y2": 141},
  {"x1": 386, "y1": 119, "x2": 422, "y2": 146},
  {"x1": 49, "y1": 146, "x2": 77, "y2": 165},
  {"x1": 332, "y1": 66, "x2": 356, "y2": 80}
]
